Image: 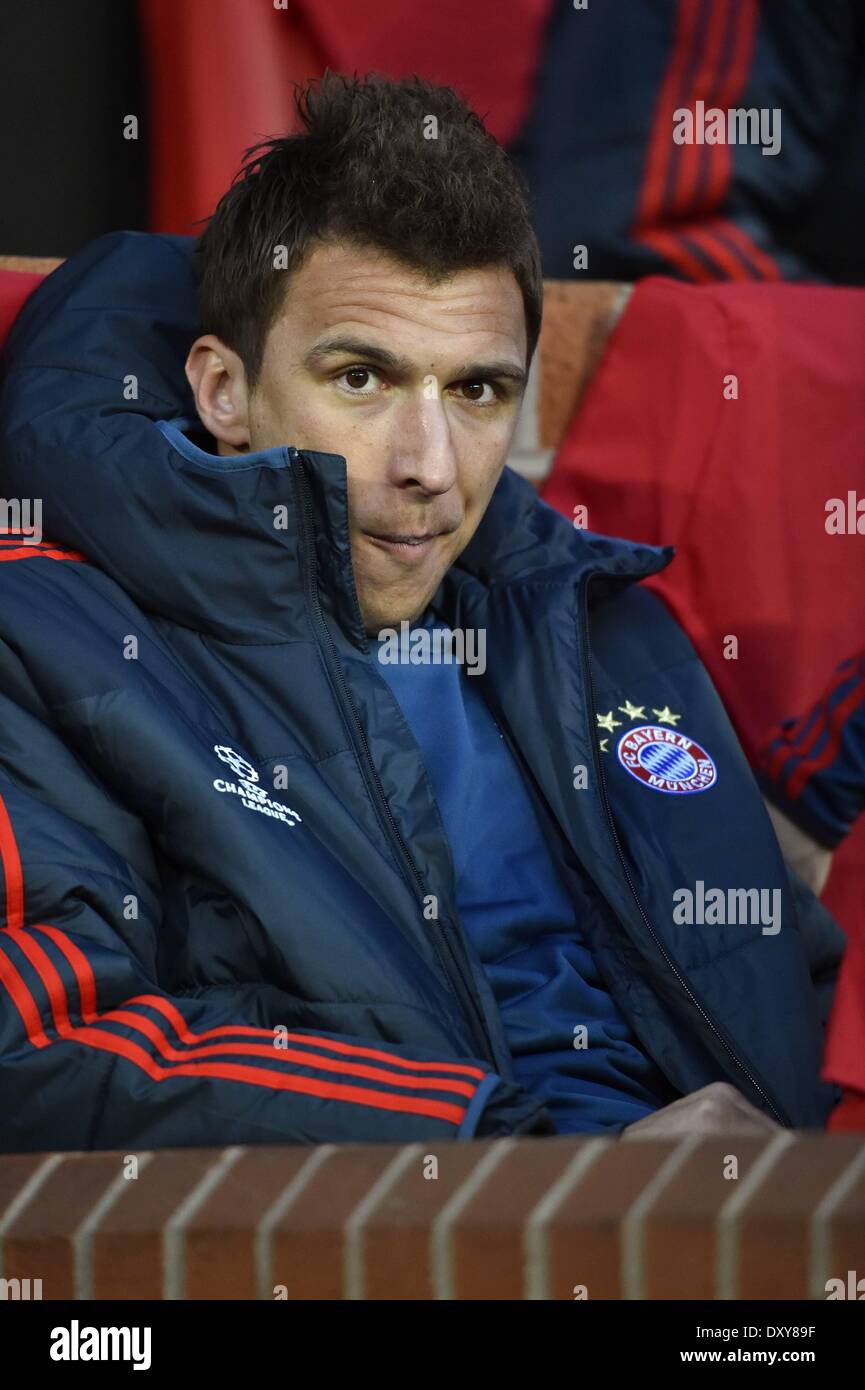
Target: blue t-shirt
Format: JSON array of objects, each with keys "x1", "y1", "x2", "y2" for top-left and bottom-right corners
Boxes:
[{"x1": 374, "y1": 610, "x2": 671, "y2": 1133}]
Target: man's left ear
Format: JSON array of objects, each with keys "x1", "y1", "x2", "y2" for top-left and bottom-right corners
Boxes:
[{"x1": 184, "y1": 334, "x2": 251, "y2": 451}]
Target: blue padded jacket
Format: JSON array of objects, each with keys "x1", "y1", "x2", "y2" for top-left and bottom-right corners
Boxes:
[{"x1": 0, "y1": 232, "x2": 844, "y2": 1151}]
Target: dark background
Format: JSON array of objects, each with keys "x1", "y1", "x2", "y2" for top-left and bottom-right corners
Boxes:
[{"x1": 0, "y1": 0, "x2": 146, "y2": 256}]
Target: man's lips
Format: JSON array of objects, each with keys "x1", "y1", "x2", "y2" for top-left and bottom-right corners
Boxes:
[{"x1": 363, "y1": 530, "x2": 445, "y2": 563}]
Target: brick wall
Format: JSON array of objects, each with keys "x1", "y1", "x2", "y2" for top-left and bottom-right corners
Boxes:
[{"x1": 1, "y1": 1134, "x2": 863, "y2": 1300}]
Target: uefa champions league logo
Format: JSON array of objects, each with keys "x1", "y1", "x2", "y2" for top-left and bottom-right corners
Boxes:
[
  {"x1": 211, "y1": 745, "x2": 301, "y2": 828},
  {"x1": 213, "y1": 745, "x2": 260, "y2": 783}
]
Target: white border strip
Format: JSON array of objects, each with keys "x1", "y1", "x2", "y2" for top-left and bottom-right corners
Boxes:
[
  {"x1": 524, "y1": 1139, "x2": 607, "y2": 1300},
  {"x1": 343, "y1": 1144, "x2": 422, "y2": 1299},
  {"x1": 621, "y1": 1135, "x2": 701, "y2": 1299},
  {"x1": 430, "y1": 1139, "x2": 516, "y2": 1299},
  {"x1": 163, "y1": 1146, "x2": 243, "y2": 1300},
  {"x1": 0, "y1": 1153, "x2": 65, "y2": 1277},
  {"x1": 255, "y1": 1145, "x2": 335, "y2": 1300},
  {"x1": 810, "y1": 1142, "x2": 865, "y2": 1300},
  {"x1": 74, "y1": 1152, "x2": 154, "y2": 1299},
  {"x1": 716, "y1": 1131, "x2": 793, "y2": 1299}
]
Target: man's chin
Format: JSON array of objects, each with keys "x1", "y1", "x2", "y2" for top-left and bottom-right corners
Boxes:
[{"x1": 360, "y1": 601, "x2": 433, "y2": 639}]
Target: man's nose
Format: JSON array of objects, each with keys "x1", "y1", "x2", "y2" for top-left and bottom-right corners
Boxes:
[{"x1": 387, "y1": 392, "x2": 458, "y2": 494}]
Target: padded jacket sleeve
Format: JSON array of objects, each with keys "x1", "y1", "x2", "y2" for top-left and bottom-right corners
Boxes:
[{"x1": 0, "y1": 768, "x2": 553, "y2": 1152}]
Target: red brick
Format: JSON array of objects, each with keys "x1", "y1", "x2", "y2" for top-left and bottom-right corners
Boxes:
[
  {"x1": 811, "y1": 1141, "x2": 865, "y2": 1299},
  {"x1": 546, "y1": 1139, "x2": 673, "y2": 1300},
  {"x1": 184, "y1": 1146, "x2": 317, "y2": 1299},
  {"x1": 641, "y1": 1138, "x2": 768, "y2": 1299},
  {"x1": 0, "y1": 1153, "x2": 52, "y2": 1231},
  {"x1": 735, "y1": 1134, "x2": 864, "y2": 1299},
  {"x1": 448, "y1": 1136, "x2": 584, "y2": 1299},
  {"x1": 3, "y1": 1153, "x2": 117, "y2": 1299},
  {"x1": 269, "y1": 1143, "x2": 403, "y2": 1300},
  {"x1": 352, "y1": 1139, "x2": 496, "y2": 1299},
  {"x1": 89, "y1": 1149, "x2": 226, "y2": 1299}
]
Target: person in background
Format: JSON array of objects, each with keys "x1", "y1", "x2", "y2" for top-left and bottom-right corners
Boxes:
[{"x1": 759, "y1": 650, "x2": 865, "y2": 1131}]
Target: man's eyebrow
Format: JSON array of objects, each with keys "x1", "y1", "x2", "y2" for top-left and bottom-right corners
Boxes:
[
  {"x1": 303, "y1": 336, "x2": 413, "y2": 374},
  {"x1": 303, "y1": 335, "x2": 527, "y2": 389},
  {"x1": 453, "y1": 359, "x2": 527, "y2": 389}
]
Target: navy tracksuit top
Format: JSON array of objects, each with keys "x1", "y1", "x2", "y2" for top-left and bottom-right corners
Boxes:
[{"x1": 375, "y1": 610, "x2": 674, "y2": 1132}]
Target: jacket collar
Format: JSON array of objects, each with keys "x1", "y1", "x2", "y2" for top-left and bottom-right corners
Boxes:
[{"x1": 154, "y1": 415, "x2": 673, "y2": 646}]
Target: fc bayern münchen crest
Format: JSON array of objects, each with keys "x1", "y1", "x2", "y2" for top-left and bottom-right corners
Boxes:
[{"x1": 616, "y1": 724, "x2": 717, "y2": 795}]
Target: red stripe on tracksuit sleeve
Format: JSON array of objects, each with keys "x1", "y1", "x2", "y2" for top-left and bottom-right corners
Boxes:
[
  {"x1": 0, "y1": 790, "x2": 480, "y2": 1125},
  {"x1": 91, "y1": 1005, "x2": 477, "y2": 1098},
  {"x1": 133, "y1": 991, "x2": 486, "y2": 1077},
  {"x1": 15, "y1": 924, "x2": 473, "y2": 1124},
  {"x1": 699, "y1": 0, "x2": 758, "y2": 213},
  {"x1": 0, "y1": 547, "x2": 86, "y2": 563},
  {"x1": 4, "y1": 927, "x2": 71, "y2": 1033},
  {"x1": 19, "y1": 921, "x2": 478, "y2": 1120},
  {"x1": 635, "y1": 0, "x2": 705, "y2": 228},
  {"x1": 0, "y1": 795, "x2": 24, "y2": 931},
  {"x1": 29, "y1": 922, "x2": 98, "y2": 1017},
  {"x1": 785, "y1": 674, "x2": 865, "y2": 800},
  {"x1": 635, "y1": 0, "x2": 780, "y2": 284},
  {"x1": 0, "y1": 793, "x2": 49, "y2": 1043},
  {"x1": 706, "y1": 219, "x2": 781, "y2": 280},
  {"x1": 31, "y1": 925, "x2": 484, "y2": 1078},
  {"x1": 694, "y1": 1, "x2": 781, "y2": 280},
  {"x1": 632, "y1": 0, "x2": 736, "y2": 282},
  {"x1": 667, "y1": 0, "x2": 733, "y2": 220},
  {"x1": 676, "y1": 219, "x2": 780, "y2": 282},
  {"x1": 0, "y1": 941, "x2": 50, "y2": 1047},
  {"x1": 670, "y1": 0, "x2": 761, "y2": 225},
  {"x1": 59, "y1": 1027, "x2": 469, "y2": 1125},
  {"x1": 632, "y1": 228, "x2": 717, "y2": 282},
  {"x1": 764, "y1": 661, "x2": 865, "y2": 783},
  {"x1": 4, "y1": 918, "x2": 468, "y2": 1119},
  {"x1": 674, "y1": 223, "x2": 751, "y2": 279}
]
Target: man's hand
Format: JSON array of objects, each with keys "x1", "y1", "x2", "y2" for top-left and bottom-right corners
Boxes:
[{"x1": 620, "y1": 1081, "x2": 782, "y2": 1140}]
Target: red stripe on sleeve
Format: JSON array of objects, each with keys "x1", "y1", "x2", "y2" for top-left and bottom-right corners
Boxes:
[
  {"x1": 765, "y1": 661, "x2": 865, "y2": 783},
  {"x1": 668, "y1": 0, "x2": 733, "y2": 219},
  {"x1": 636, "y1": 0, "x2": 705, "y2": 228},
  {"x1": 0, "y1": 795, "x2": 24, "y2": 931},
  {"x1": 785, "y1": 674, "x2": 865, "y2": 800},
  {"x1": 699, "y1": 0, "x2": 759, "y2": 215},
  {"x1": 62, "y1": 1025, "x2": 469, "y2": 1125},
  {"x1": 677, "y1": 223, "x2": 753, "y2": 279},
  {"x1": 0, "y1": 792, "x2": 479, "y2": 1126},
  {"x1": 15, "y1": 928, "x2": 473, "y2": 1124},
  {"x1": 0, "y1": 547, "x2": 86, "y2": 563},
  {"x1": 710, "y1": 218, "x2": 782, "y2": 281},
  {"x1": 32, "y1": 926, "x2": 485, "y2": 1079},
  {"x1": 633, "y1": 228, "x2": 719, "y2": 281},
  {"x1": 0, "y1": 941, "x2": 50, "y2": 1048}
]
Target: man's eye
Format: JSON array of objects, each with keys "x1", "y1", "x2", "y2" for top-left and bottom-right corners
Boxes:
[
  {"x1": 457, "y1": 381, "x2": 497, "y2": 405},
  {"x1": 338, "y1": 367, "x2": 379, "y2": 393}
]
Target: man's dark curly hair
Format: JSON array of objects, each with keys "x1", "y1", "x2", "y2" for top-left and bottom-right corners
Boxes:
[{"x1": 194, "y1": 71, "x2": 543, "y2": 391}]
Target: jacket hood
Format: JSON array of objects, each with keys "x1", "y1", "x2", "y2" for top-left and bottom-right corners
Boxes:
[{"x1": 0, "y1": 230, "x2": 673, "y2": 645}]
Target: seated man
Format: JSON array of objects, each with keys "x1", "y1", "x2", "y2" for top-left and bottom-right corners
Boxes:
[{"x1": 0, "y1": 74, "x2": 843, "y2": 1152}]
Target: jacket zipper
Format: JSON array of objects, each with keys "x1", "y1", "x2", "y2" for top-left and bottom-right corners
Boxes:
[
  {"x1": 290, "y1": 451, "x2": 500, "y2": 1071},
  {"x1": 579, "y1": 572, "x2": 789, "y2": 1125}
]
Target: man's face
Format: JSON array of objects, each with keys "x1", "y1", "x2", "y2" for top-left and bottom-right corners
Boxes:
[{"x1": 188, "y1": 240, "x2": 527, "y2": 635}]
